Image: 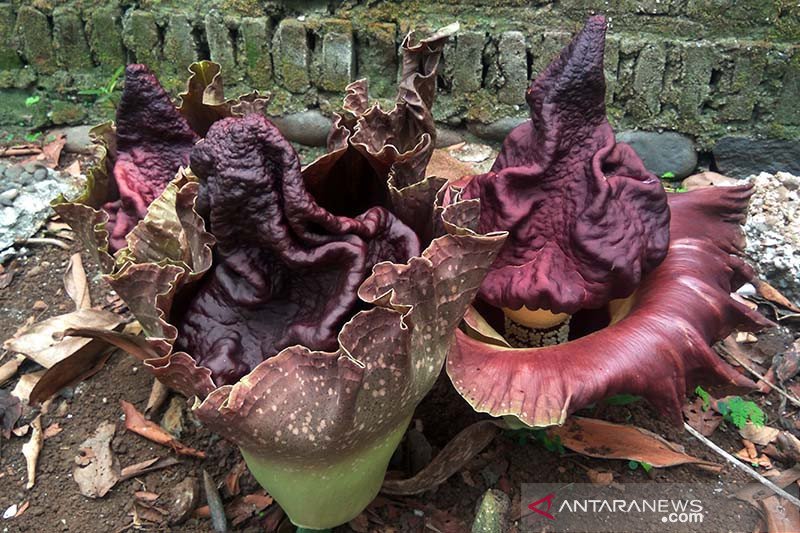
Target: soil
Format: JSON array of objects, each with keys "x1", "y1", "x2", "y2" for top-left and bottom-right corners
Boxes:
[{"x1": 0, "y1": 151, "x2": 797, "y2": 533}]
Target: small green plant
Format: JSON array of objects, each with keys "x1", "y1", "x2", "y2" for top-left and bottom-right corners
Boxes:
[
  {"x1": 718, "y1": 396, "x2": 765, "y2": 429},
  {"x1": 24, "y1": 131, "x2": 42, "y2": 142},
  {"x1": 695, "y1": 385, "x2": 711, "y2": 410},
  {"x1": 505, "y1": 428, "x2": 566, "y2": 454},
  {"x1": 79, "y1": 66, "x2": 125, "y2": 108},
  {"x1": 628, "y1": 460, "x2": 652, "y2": 472},
  {"x1": 694, "y1": 386, "x2": 764, "y2": 429},
  {"x1": 660, "y1": 171, "x2": 687, "y2": 193},
  {"x1": 660, "y1": 171, "x2": 675, "y2": 179},
  {"x1": 25, "y1": 95, "x2": 40, "y2": 107}
]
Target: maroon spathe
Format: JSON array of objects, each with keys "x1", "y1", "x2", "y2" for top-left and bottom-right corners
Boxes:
[{"x1": 463, "y1": 16, "x2": 670, "y2": 315}]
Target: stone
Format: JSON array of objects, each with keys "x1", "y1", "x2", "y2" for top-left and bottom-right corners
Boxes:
[
  {"x1": 4, "y1": 166, "x2": 22, "y2": 181},
  {"x1": 776, "y1": 53, "x2": 800, "y2": 126},
  {"x1": 87, "y1": 7, "x2": 126, "y2": 68},
  {"x1": 496, "y1": 31, "x2": 527, "y2": 105},
  {"x1": 717, "y1": 46, "x2": 766, "y2": 122},
  {"x1": 467, "y1": 116, "x2": 527, "y2": 142},
  {"x1": 317, "y1": 20, "x2": 354, "y2": 92},
  {"x1": 205, "y1": 13, "x2": 237, "y2": 79},
  {"x1": 163, "y1": 14, "x2": 197, "y2": 76},
  {"x1": 713, "y1": 137, "x2": 800, "y2": 178},
  {"x1": 32, "y1": 168, "x2": 47, "y2": 181},
  {"x1": 450, "y1": 31, "x2": 486, "y2": 93},
  {"x1": 744, "y1": 172, "x2": 800, "y2": 304},
  {"x1": 435, "y1": 126, "x2": 465, "y2": 148},
  {"x1": 53, "y1": 7, "x2": 93, "y2": 71},
  {"x1": 239, "y1": 17, "x2": 273, "y2": 87},
  {"x1": 273, "y1": 19, "x2": 310, "y2": 93},
  {"x1": 0, "y1": 189, "x2": 18, "y2": 206},
  {"x1": 471, "y1": 489, "x2": 511, "y2": 533},
  {"x1": 0, "y1": 4, "x2": 21, "y2": 70},
  {"x1": 270, "y1": 110, "x2": 331, "y2": 147},
  {"x1": 616, "y1": 130, "x2": 697, "y2": 178},
  {"x1": 15, "y1": 6, "x2": 56, "y2": 74},
  {"x1": 60, "y1": 125, "x2": 94, "y2": 154},
  {"x1": 122, "y1": 10, "x2": 160, "y2": 67},
  {"x1": 356, "y1": 22, "x2": 397, "y2": 98}
]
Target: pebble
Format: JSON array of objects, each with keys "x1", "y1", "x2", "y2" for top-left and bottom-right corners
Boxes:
[
  {"x1": 4, "y1": 165, "x2": 22, "y2": 181},
  {"x1": 0, "y1": 188, "x2": 18, "y2": 206},
  {"x1": 616, "y1": 130, "x2": 697, "y2": 179},
  {"x1": 32, "y1": 168, "x2": 47, "y2": 181},
  {"x1": 270, "y1": 110, "x2": 332, "y2": 147},
  {"x1": 59, "y1": 125, "x2": 94, "y2": 154}
]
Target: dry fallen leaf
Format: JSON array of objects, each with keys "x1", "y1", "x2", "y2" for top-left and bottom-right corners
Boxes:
[
  {"x1": 21, "y1": 415, "x2": 43, "y2": 489},
  {"x1": 683, "y1": 397, "x2": 723, "y2": 437},
  {"x1": 550, "y1": 417, "x2": 721, "y2": 471},
  {"x1": 739, "y1": 422, "x2": 781, "y2": 446},
  {"x1": 426, "y1": 148, "x2": 479, "y2": 182},
  {"x1": 11, "y1": 370, "x2": 45, "y2": 404},
  {"x1": 43, "y1": 423, "x2": 62, "y2": 440},
  {"x1": 29, "y1": 337, "x2": 115, "y2": 405},
  {"x1": 3, "y1": 308, "x2": 122, "y2": 368},
  {"x1": 73, "y1": 420, "x2": 120, "y2": 498},
  {"x1": 134, "y1": 491, "x2": 160, "y2": 503},
  {"x1": 64, "y1": 160, "x2": 81, "y2": 178},
  {"x1": 63, "y1": 253, "x2": 91, "y2": 310},
  {"x1": 761, "y1": 495, "x2": 800, "y2": 532},
  {"x1": 144, "y1": 379, "x2": 169, "y2": 418},
  {"x1": 776, "y1": 432, "x2": 800, "y2": 462},
  {"x1": 224, "y1": 460, "x2": 247, "y2": 497},
  {"x1": 755, "y1": 279, "x2": 800, "y2": 313},
  {"x1": 736, "y1": 440, "x2": 773, "y2": 469},
  {"x1": 586, "y1": 469, "x2": 614, "y2": 486},
  {"x1": 120, "y1": 401, "x2": 205, "y2": 458},
  {"x1": 0, "y1": 354, "x2": 25, "y2": 386},
  {"x1": 736, "y1": 466, "x2": 800, "y2": 505},
  {"x1": 14, "y1": 501, "x2": 29, "y2": 518},
  {"x1": 119, "y1": 456, "x2": 180, "y2": 481}
]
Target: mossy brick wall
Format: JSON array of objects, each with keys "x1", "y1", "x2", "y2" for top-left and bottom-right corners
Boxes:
[{"x1": 0, "y1": 0, "x2": 798, "y2": 148}]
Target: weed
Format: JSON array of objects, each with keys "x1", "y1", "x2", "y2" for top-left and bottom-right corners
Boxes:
[
  {"x1": 79, "y1": 66, "x2": 125, "y2": 109},
  {"x1": 628, "y1": 460, "x2": 652, "y2": 472},
  {"x1": 694, "y1": 386, "x2": 765, "y2": 429},
  {"x1": 25, "y1": 95, "x2": 40, "y2": 107}
]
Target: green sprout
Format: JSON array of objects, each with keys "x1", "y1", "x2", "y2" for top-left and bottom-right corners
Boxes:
[
  {"x1": 695, "y1": 385, "x2": 711, "y2": 410},
  {"x1": 660, "y1": 171, "x2": 675, "y2": 179},
  {"x1": 628, "y1": 460, "x2": 652, "y2": 472},
  {"x1": 660, "y1": 171, "x2": 687, "y2": 193},
  {"x1": 24, "y1": 131, "x2": 42, "y2": 142},
  {"x1": 79, "y1": 65, "x2": 125, "y2": 108},
  {"x1": 25, "y1": 95, "x2": 40, "y2": 107}
]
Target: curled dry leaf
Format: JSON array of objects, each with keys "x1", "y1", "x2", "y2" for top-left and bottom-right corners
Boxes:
[
  {"x1": 550, "y1": 417, "x2": 721, "y2": 471},
  {"x1": 224, "y1": 461, "x2": 247, "y2": 497},
  {"x1": 739, "y1": 422, "x2": 781, "y2": 446},
  {"x1": 119, "y1": 456, "x2": 180, "y2": 481},
  {"x1": 63, "y1": 253, "x2": 91, "y2": 310},
  {"x1": 73, "y1": 420, "x2": 120, "y2": 498},
  {"x1": 0, "y1": 354, "x2": 25, "y2": 386},
  {"x1": 120, "y1": 400, "x2": 205, "y2": 458},
  {"x1": 776, "y1": 432, "x2": 800, "y2": 462},
  {"x1": 21, "y1": 415, "x2": 43, "y2": 489},
  {"x1": 736, "y1": 440, "x2": 773, "y2": 469},
  {"x1": 43, "y1": 423, "x2": 62, "y2": 440},
  {"x1": 11, "y1": 370, "x2": 45, "y2": 404},
  {"x1": 144, "y1": 379, "x2": 169, "y2": 417},
  {"x1": 3, "y1": 308, "x2": 122, "y2": 369},
  {"x1": 382, "y1": 420, "x2": 500, "y2": 495},
  {"x1": 29, "y1": 338, "x2": 115, "y2": 405}
]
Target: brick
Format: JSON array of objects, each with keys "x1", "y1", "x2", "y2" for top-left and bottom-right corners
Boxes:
[
  {"x1": 317, "y1": 20, "x2": 354, "y2": 92},
  {"x1": 123, "y1": 10, "x2": 160, "y2": 67},
  {"x1": 239, "y1": 17, "x2": 273, "y2": 87},
  {"x1": 776, "y1": 52, "x2": 800, "y2": 126},
  {"x1": 273, "y1": 19, "x2": 310, "y2": 93},
  {"x1": 163, "y1": 14, "x2": 197, "y2": 73},
  {"x1": 604, "y1": 35, "x2": 620, "y2": 107},
  {"x1": 53, "y1": 7, "x2": 93, "y2": 70},
  {"x1": 15, "y1": 6, "x2": 56, "y2": 74},
  {"x1": 496, "y1": 31, "x2": 527, "y2": 105},
  {"x1": 451, "y1": 31, "x2": 485, "y2": 93},
  {"x1": 675, "y1": 41, "x2": 715, "y2": 117},
  {"x1": 718, "y1": 46, "x2": 767, "y2": 121},
  {"x1": 87, "y1": 6, "x2": 125, "y2": 68},
  {"x1": 357, "y1": 22, "x2": 397, "y2": 98},
  {"x1": 0, "y1": 4, "x2": 20, "y2": 70},
  {"x1": 205, "y1": 12, "x2": 236, "y2": 78},
  {"x1": 630, "y1": 42, "x2": 666, "y2": 119},
  {"x1": 530, "y1": 31, "x2": 571, "y2": 77}
]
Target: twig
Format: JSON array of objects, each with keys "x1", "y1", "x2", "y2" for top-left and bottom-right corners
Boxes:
[
  {"x1": 16, "y1": 237, "x2": 71, "y2": 250},
  {"x1": 684, "y1": 422, "x2": 800, "y2": 508},
  {"x1": 720, "y1": 345, "x2": 800, "y2": 409}
]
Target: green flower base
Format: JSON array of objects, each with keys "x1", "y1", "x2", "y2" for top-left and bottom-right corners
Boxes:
[{"x1": 241, "y1": 416, "x2": 411, "y2": 530}]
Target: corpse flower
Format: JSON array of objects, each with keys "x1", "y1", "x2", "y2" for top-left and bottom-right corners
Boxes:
[
  {"x1": 54, "y1": 61, "x2": 266, "y2": 256},
  {"x1": 446, "y1": 16, "x2": 772, "y2": 428},
  {"x1": 57, "y1": 27, "x2": 506, "y2": 530}
]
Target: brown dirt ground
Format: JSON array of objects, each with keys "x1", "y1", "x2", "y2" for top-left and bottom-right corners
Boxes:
[{"x1": 0, "y1": 152, "x2": 797, "y2": 533}]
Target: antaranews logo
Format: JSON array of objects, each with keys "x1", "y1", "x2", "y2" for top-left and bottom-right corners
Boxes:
[{"x1": 521, "y1": 484, "x2": 732, "y2": 533}]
